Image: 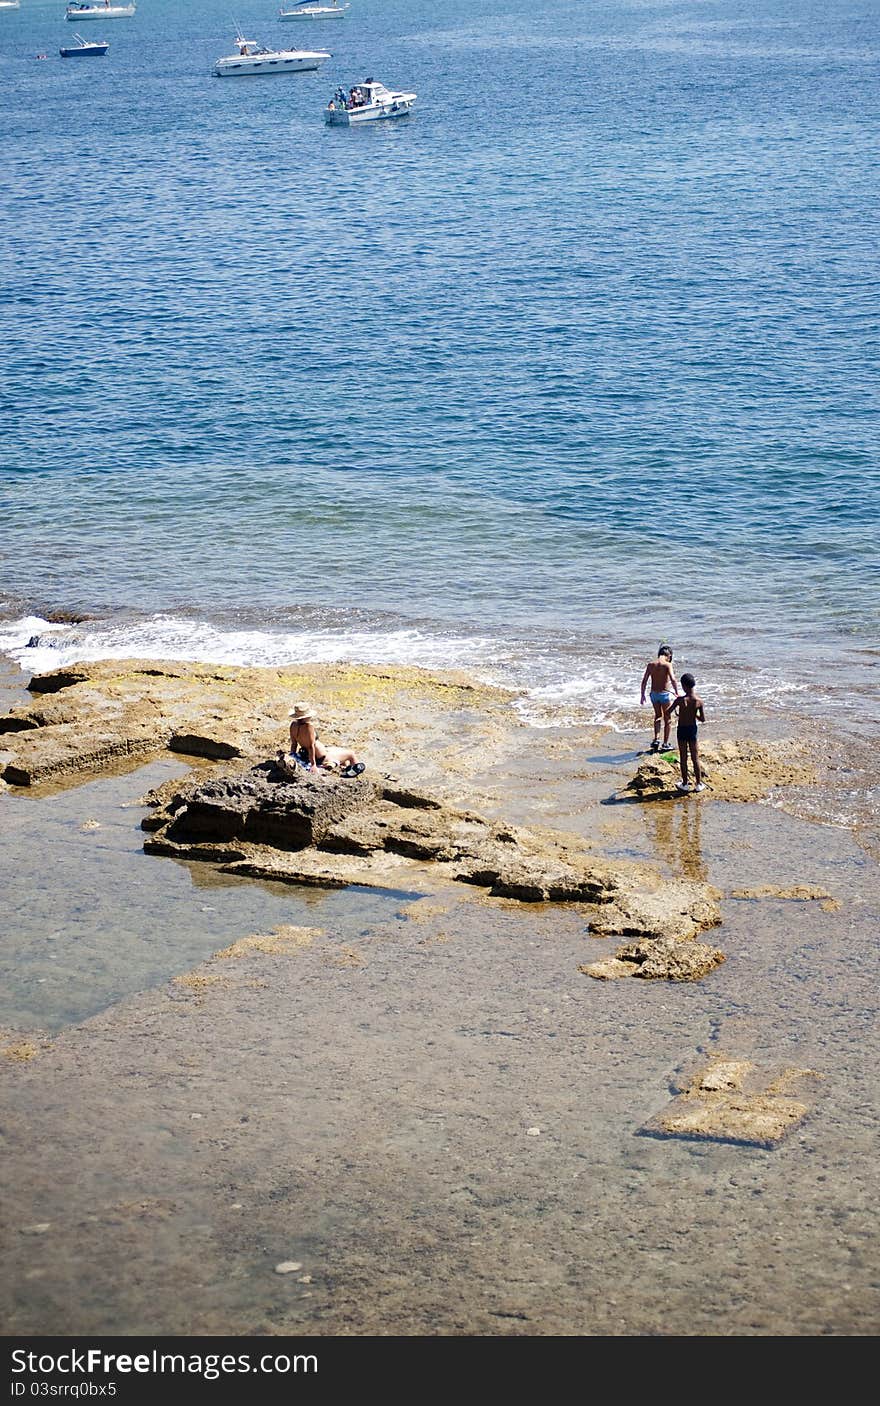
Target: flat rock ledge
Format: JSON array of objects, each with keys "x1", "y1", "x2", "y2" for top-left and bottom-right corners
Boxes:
[
  {"x1": 618, "y1": 740, "x2": 815, "y2": 804},
  {"x1": 639, "y1": 1055, "x2": 822, "y2": 1147},
  {"x1": 142, "y1": 760, "x2": 722, "y2": 955},
  {"x1": 0, "y1": 658, "x2": 514, "y2": 791}
]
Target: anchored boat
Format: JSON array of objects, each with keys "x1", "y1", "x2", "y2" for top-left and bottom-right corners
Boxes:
[
  {"x1": 60, "y1": 32, "x2": 109, "y2": 55},
  {"x1": 65, "y1": 3, "x2": 136, "y2": 18},
  {"x1": 214, "y1": 33, "x2": 331, "y2": 76},
  {"x1": 324, "y1": 79, "x2": 416, "y2": 125},
  {"x1": 279, "y1": 1, "x2": 349, "y2": 18}
]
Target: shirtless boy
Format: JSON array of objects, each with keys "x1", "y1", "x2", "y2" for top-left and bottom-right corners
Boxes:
[
  {"x1": 667, "y1": 673, "x2": 705, "y2": 793},
  {"x1": 640, "y1": 645, "x2": 679, "y2": 752}
]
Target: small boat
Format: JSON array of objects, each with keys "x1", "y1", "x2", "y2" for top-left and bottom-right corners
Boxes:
[
  {"x1": 0, "y1": 2, "x2": 22, "y2": 11},
  {"x1": 213, "y1": 33, "x2": 331, "y2": 76},
  {"x1": 324, "y1": 79, "x2": 416, "y2": 126},
  {"x1": 60, "y1": 32, "x2": 109, "y2": 55},
  {"x1": 65, "y1": 3, "x2": 135, "y2": 19},
  {"x1": 279, "y1": 1, "x2": 349, "y2": 19}
]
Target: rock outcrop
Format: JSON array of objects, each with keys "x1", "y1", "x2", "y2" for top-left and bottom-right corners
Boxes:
[
  {"x1": 619, "y1": 740, "x2": 814, "y2": 804},
  {"x1": 0, "y1": 657, "x2": 736, "y2": 975},
  {"x1": 159, "y1": 760, "x2": 378, "y2": 850},
  {"x1": 141, "y1": 760, "x2": 723, "y2": 959},
  {"x1": 588, "y1": 879, "x2": 722, "y2": 943},
  {"x1": 580, "y1": 937, "x2": 725, "y2": 983}
]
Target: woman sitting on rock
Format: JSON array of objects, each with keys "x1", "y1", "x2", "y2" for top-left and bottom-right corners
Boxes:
[{"x1": 285, "y1": 703, "x2": 365, "y2": 778}]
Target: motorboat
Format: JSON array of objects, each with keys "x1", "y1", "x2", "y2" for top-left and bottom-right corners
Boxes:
[
  {"x1": 214, "y1": 34, "x2": 331, "y2": 76},
  {"x1": 65, "y1": 3, "x2": 135, "y2": 18},
  {"x1": 279, "y1": 1, "x2": 349, "y2": 18},
  {"x1": 60, "y1": 32, "x2": 109, "y2": 55},
  {"x1": 0, "y1": 3, "x2": 22, "y2": 11},
  {"x1": 324, "y1": 79, "x2": 416, "y2": 125}
]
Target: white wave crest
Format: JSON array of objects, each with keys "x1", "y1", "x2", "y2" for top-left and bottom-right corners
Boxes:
[{"x1": 0, "y1": 613, "x2": 504, "y2": 681}]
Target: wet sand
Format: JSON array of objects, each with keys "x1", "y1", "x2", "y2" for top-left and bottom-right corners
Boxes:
[{"x1": 1, "y1": 661, "x2": 878, "y2": 1337}]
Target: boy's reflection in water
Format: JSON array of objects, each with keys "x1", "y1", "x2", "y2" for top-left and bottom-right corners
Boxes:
[{"x1": 645, "y1": 791, "x2": 708, "y2": 884}]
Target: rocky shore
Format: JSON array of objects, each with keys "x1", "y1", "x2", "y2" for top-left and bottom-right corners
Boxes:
[
  {"x1": 0, "y1": 659, "x2": 819, "y2": 983},
  {"x1": 1, "y1": 656, "x2": 876, "y2": 1336}
]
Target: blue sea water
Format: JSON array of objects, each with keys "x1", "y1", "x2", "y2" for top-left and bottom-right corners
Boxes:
[{"x1": 1, "y1": 0, "x2": 878, "y2": 724}]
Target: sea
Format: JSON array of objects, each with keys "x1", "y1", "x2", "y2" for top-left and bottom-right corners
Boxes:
[{"x1": 1, "y1": 0, "x2": 878, "y2": 736}]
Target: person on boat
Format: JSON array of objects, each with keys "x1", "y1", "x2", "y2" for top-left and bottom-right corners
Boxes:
[{"x1": 284, "y1": 703, "x2": 365, "y2": 778}]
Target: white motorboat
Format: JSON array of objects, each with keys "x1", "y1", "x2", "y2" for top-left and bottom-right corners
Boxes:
[
  {"x1": 65, "y1": 3, "x2": 136, "y2": 19},
  {"x1": 0, "y1": 3, "x2": 22, "y2": 12},
  {"x1": 60, "y1": 32, "x2": 109, "y2": 55},
  {"x1": 214, "y1": 34, "x2": 331, "y2": 76},
  {"x1": 279, "y1": 1, "x2": 349, "y2": 18},
  {"x1": 324, "y1": 79, "x2": 416, "y2": 126}
]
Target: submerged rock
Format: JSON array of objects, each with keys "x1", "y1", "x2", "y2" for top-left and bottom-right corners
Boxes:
[
  {"x1": 639, "y1": 1054, "x2": 822, "y2": 1147},
  {"x1": 43, "y1": 610, "x2": 89, "y2": 625}
]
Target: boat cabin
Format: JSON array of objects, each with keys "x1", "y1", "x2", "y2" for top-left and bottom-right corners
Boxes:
[{"x1": 330, "y1": 79, "x2": 389, "y2": 111}]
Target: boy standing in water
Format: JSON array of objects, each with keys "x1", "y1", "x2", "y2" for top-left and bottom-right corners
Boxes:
[
  {"x1": 640, "y1": 644, "x2": 679, "y2": 752},
  {"x1": 667, "y1": 672, "x2": 705, "y2": 793}
]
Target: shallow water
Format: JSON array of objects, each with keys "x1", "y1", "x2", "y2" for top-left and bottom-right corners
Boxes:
[
  {"x1": 2, "y1": 782, "x2": 878, "y2": 1336},
  {"x1": 0, "y1": 759, "x2": 419, "y2": 1032}
]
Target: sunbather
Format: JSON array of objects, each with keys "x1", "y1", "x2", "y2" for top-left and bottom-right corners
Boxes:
[{"x1": 285, "y1": 702, "x2": 365, "y2": 778}]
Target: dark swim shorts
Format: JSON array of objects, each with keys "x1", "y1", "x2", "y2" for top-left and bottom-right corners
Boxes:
[{"x1": 677, "y1": 724, "x2": 698, "y2": 743}]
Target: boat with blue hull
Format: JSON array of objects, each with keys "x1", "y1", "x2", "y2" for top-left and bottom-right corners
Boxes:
[{"x1": 60, "y1": 33, "x2": 109, "y2": 56}]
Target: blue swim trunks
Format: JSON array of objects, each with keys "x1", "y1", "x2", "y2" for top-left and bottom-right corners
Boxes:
[{"x1": 650, "y1": 690, "x2": 674, "y2": 705}]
